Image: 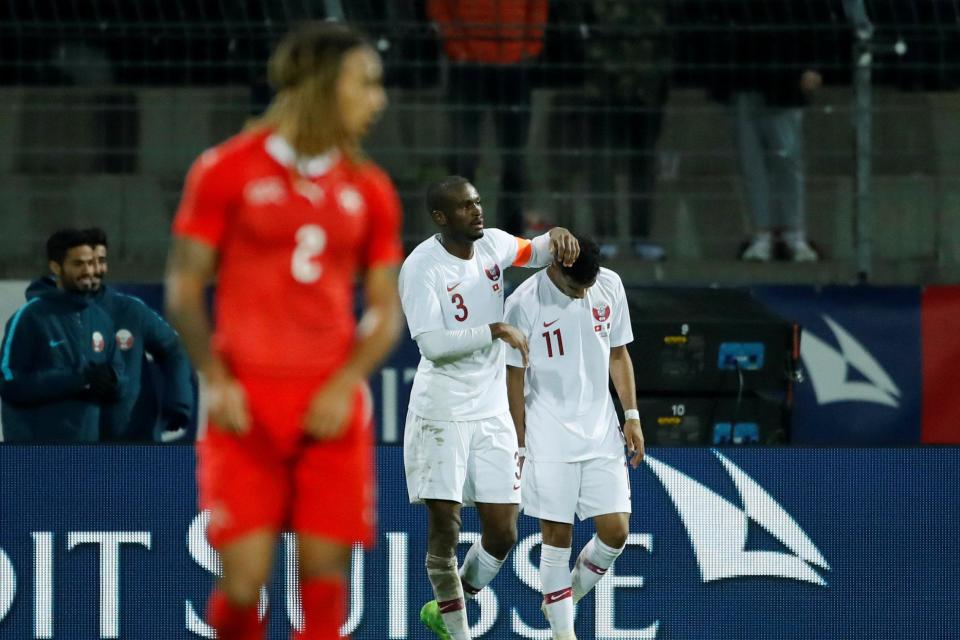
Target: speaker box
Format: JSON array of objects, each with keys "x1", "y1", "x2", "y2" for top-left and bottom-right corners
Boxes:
[
  {"x1": 627, "y1": 287, "x2": 800, "y2": 394},
  {"x1": 639, "y1": 394, "x2": 789, "y2": 446}
]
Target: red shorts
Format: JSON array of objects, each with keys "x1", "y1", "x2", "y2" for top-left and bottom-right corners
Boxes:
[{"x1": 197, "y1": 372, "x2": 375, "y2": 550}]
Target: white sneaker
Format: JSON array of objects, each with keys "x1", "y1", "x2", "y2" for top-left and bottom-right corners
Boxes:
[
  {"x1": 740, "y1": 235, "x2": 772, "y2": 262},
  {"x1": 788, "y1": 239, "x2": 819, "y2": 262}
]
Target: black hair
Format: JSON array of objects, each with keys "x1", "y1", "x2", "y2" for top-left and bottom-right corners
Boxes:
[
  {"x1": 559, "y1": 235, "x2": 602, "y2": 285},
  {"x1": 426, "y1": 175, "x2": 471, "y2": 215},
  {"x1": 81, "y1": 227, "x2": 108, "y2": 249},
  {"x1": 46, "y1": 229, "x2": 91, "y2": 264}
]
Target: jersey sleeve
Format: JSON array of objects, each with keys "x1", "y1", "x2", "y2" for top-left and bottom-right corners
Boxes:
[
  {"x1": 171, "y1": 148, "x2": 235, "y2": 249},
  {"x1": 486, "y1": 228, "x2": 535, "y2": 268},
  {"x1": 503, "y1": 289, "x2": 531, "y2": 368},
  {"x1": 610, "y1": 274, "x2": 634, "y2": 347},
  {"x1": 399, "y1": 258, "x2": 446, "y2": 339},
  {"x1": 361, "y1": 166, "x2": 404, "y2": 269}
]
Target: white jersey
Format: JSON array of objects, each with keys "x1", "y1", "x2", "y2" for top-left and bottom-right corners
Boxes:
[
  {"x1": 400, "y1": 229, "x2": 544, "y2": 421},
  {"x1": 504, "y1": 267, "x2": 633, "y2": 462}
]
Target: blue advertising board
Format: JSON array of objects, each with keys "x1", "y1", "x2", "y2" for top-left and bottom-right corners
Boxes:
[
  {"x1": 752, "y1": 286, "x2": 923, "y2": 444},
  {"x1": 0, "y1": 446, "x2": 957, "y2": 638}
]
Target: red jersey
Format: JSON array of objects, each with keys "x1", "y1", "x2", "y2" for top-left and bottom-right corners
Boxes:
[{"x1": 172, "y1": 129, "x2": 403, "y2": 376}]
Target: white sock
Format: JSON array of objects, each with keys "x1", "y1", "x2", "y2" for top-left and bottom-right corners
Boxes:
[
  {"x1": 540, "y1": 544, "x2": 575, "y2": 637},
  {"x1": 571, "y1": 536, "x2": 624, "y2": 603},
  {"x1": 752, "y1": 230, "x2": 773, "y2": 243},
  {"x1": 459, "y1": 541, "x2": 505, "y2": 599},
  {"x1": 426, "y1": 553, "x2": 470, "y2": 640}
]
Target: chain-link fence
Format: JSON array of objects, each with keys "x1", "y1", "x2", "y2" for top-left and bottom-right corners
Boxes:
[{"x1": 1, "y1": 1, "x2": 959, "y2": 281}]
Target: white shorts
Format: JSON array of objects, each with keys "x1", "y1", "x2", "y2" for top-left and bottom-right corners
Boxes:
[
  {"x1": 521, "y1": 456, "x2": 632, "y2": 524},
  {"x1": 403, "y1": 410, "x2": 521, "y2": 506}
]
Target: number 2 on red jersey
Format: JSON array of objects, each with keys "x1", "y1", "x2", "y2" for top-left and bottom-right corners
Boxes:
[{"x1": 291, "y1": 224, "x2": 327, "y2": 283}]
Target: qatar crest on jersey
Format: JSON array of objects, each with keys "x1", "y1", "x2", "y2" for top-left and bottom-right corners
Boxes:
[
  {"x1": 92, "y1": 331, "x2": 105, "y2": 353},
  {"x1": 485, "y1": 264, "x2": 502, "y2": 292},
  {"x1": 592, "y1": 302, "x2": 611, "y2": 322},
  {"x1": 115, "y1": 329, "x2": 135, "y2": 351}
]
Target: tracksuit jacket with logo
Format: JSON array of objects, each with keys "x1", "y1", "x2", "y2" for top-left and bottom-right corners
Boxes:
[
  {"x1": 0, "y1": 281, "x2": 123, "y2": 442},
  {"x1": 90, "y1": 284, "x2": 194, "y2": 441},
  {"x1": 21, "y1": 277, "x2": 195, "y2": 441}
]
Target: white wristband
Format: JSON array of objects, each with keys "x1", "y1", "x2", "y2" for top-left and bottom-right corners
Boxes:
[
  {"x1": 624, "y1": 409, "x2": 640, "y2": 421},
  {"x1": 518, "y1": 447, "x2": 526, "y2": 457}
]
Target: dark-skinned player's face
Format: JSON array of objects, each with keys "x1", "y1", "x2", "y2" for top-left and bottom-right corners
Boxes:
[{"x1": 435, "y1": 182, "x2": 484, "y2": 242}]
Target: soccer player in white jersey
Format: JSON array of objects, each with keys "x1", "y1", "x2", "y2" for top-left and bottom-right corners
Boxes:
[
  {"x1": 504, "y1": 236, "x2": 645, "y2": 640},
  {"x1": 400, "y1": 175, "x2": 579, "y2": 640}
]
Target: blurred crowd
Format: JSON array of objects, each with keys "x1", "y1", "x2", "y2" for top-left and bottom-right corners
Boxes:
[{"x1": 4, "y1": 1, "x2": 952, "y2": 264}]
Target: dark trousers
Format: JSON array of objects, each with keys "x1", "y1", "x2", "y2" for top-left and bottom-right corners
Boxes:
[{"x1": 446, "y1": 62, "x2": 533, "y2": 235}]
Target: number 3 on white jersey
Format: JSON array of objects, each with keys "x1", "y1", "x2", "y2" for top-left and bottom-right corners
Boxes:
[{"x1": 291, "y1": 224, "x2": 327, "y2": 283}]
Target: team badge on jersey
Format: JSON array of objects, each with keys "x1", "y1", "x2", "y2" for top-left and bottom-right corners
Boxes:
[
  {"x1": 485, "y1": 264, "x2": 502, "y2": 292},
  {"x1": 92, "y1": 331, "x2": 105, "y2": 353},
  {"x1": 593, "y1": 302, "x2": 612, "y2": 336},
  {"x1": 592, "y1": 302, "x2": 611, "y2": 322},
  {"x1": 115, "y1": 328, "x2": 135, "y2": 351},
  {"x1": 244, "y1": 176, "x2": 287, "y2": 206},
  {"x1": 337, "y1": 186, "x2": 365, "y2": 215}
]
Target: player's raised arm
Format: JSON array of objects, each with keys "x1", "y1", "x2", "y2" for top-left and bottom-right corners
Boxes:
[{"x1": 510, "y1": 227, "x2": 580, "y2": 269}]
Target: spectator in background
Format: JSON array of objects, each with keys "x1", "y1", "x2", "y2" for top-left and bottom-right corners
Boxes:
[
  {"x1": 700, "y1": 0, "x2": 823, "y2": 262},
  {"x1": 578, "y1": 0, "x2": 670, "y2": 260},
  {"x1": 0, "y1": 229, "x2": 122, "y2": 443},
  {"x1": 427, "y1": 0, "x2": 548, "y2": 236},
  {"x1": 83, "y1": 228, "x2": 195, "y2": 442}
]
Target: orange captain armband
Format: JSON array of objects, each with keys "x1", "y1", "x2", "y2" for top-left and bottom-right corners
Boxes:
[{"x1": 512, "y1": 236, "x2": 533, "y2": 266}]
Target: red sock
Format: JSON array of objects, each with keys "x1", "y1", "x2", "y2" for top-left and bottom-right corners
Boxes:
[
  {"x1": 294, "y1": 578, "x2": 345, "y2": 640},
  {"x1": 208, "y1": 589, "x2": 264, "y2": 640}
]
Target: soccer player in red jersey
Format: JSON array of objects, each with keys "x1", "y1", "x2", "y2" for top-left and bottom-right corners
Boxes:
[{"x1": 165, "y1": 23, "x2": 403, "y2": 640}]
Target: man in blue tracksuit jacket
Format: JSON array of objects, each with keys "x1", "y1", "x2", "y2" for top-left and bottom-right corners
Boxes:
[
  {"x1": 84, "y1": 228, "x2": 195, "y2": 441},
  {"x1": 0, "y1": 230, "x2": 123, "y2": 442}
]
